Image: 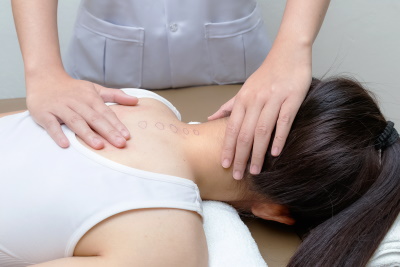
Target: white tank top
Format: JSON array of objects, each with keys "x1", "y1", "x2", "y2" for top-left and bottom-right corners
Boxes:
[{"x1": 0, "y1": 89, "x2": 202, "y2": 266}]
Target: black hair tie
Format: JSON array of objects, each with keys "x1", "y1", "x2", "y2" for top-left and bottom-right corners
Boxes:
[{"x1": 375, "y1": 121, "x2": 399, "y2": 150}]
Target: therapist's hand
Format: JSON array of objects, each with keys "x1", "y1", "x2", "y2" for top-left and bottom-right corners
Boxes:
[
  {"x1": 208, "y1": 44, "x2": 312, "y2": 180},
  {"x1": 26, "y1": 71, "x2": 138, "y2": 149}
]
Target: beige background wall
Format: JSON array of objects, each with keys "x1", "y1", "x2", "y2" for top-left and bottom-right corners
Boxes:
[{"x1": 1, "y1": 0, "x2": 399, "y2": 125}]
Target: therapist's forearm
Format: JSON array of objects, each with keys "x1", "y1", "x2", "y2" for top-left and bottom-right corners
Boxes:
[
  {"x1": 12, "y1": 0, "x2": 66, "y2": 79},
  {"x1": 272, "y1": 0, "x2": 330, "y2": 50}
]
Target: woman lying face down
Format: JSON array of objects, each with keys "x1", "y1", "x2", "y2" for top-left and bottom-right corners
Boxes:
[{"x1": 0, "y1": 77, "x2": 398, "y2": 267}]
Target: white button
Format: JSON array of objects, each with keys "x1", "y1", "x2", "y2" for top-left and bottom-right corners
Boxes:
[{"x1": 169, "y1": 23, "x2": 178, "y2": 32}]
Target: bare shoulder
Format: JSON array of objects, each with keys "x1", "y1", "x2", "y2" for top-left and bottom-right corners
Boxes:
[
  {"x1": 75, "y1": 208, "x2": 208, "y2": 267},
  {"x1": 110, "y1": 97, "x2": 179, "y2": 124},
  {"x1": 0, "y1": 110, "x2": 25, "y2": 118}
]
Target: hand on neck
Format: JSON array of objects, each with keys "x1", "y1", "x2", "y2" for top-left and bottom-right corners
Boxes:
[
  {"x1": 183, "y1": 118, "x2": 249, "y2": 202},
  {"x1": 182, "y1": 118, "x2": 295, "y2": 226}
]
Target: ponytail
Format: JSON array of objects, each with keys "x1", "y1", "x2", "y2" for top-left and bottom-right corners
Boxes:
[{"x1": 288, "y1": 140, "x2": 400, "y2": 266}]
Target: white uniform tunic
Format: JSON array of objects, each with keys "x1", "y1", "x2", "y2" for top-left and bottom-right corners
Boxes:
[{"x1": 64, "y1": 0, "x2": 271, "y2": 89}]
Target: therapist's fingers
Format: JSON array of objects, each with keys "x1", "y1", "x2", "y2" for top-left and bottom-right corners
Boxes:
[
  {"x1": 220, "y1": 102, "x2": 246, "y2": 169},
  {"x1": 231, "y1": 105, "x2": 263, "y2": 180},
  {"x1": 96, "y1": 103, "x2": 132, "y2": 140},
  {"x1": 69, "y1": 98, "x2": 128, "y2": 148},
  {"x1": 270, "y1": 97, "x2": 303, "y2": 157},
  {"x1": 208, "y1": 97, "x2": 235, "y2": 121},
  {"x1": 96, "y1": 85, "x2": 139, "y2": 139},
  {"x1": 36, "y1": 112, "x2": 70, "y2": 148},
  {"x1": 98, "y1": 86, "x2": 139, "y2": 106},
  {"x1": 25, "y1": 72, "x2": 134, "y2": 149},
  {"x1": 62, "y1": 82, "x2": 131, "y2": 147},
  {"x1": 86, "y1": 85, "x2": 131, "y2": 140},
  {"x1": 250, "y1": 99, "x2": 282, "y2": 174},
  {"x1": 57, "y1": 105, "x2": 107, "y2": 149}
]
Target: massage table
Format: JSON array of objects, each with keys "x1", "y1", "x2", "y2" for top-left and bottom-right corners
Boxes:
[{"x1": 0, "y1": 84, "x2": 301, "y2": 267}]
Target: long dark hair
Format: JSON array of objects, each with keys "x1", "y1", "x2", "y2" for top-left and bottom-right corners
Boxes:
[{"x1": 250, "y1": 77, "x2": 400, "y2": 266}]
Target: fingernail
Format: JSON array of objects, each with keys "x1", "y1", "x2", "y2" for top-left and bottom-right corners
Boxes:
[
  {"x1": 59, "y1": 138, "x2": 69, "y2": 148},
  {"x1": 121, "y1": 129, "x2": 130, "y2": 139},
  {"x1": 272, "y1": 147, "x2": 280, "y2": 156},
  {"x1": 233, "y1": 171, "x2": 243, "y2": 180},
  {"x1": 250, "y1": 164, "x2": 259, "y2": 174},
  {"x1": 115, "y1": 136, "x2": 126, "y2": 146},
  {"x1": 222, "y1": 159, "x2": 230, "y2": 168},
  {"x1": 92, "y1": 137, "x2": 102, "y2": 147}
]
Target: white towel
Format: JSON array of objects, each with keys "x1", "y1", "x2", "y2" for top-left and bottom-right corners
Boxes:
[
  {"x1": 202, "y1": 201, "x2": 400, "y2": 267},
  {"x1": 202, "y1": 201, "x2": 268, "y2": 267}
]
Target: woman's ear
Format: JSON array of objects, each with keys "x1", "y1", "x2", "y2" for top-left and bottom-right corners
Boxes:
[{"x1": 251, "y1": 202, "x2": 295, "y2": 225}]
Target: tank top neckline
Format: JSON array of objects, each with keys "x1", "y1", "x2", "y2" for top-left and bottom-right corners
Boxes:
[
  {"x1": 62, "y1": 88, "x2": 197, "y2": 189},
  {"x1": 63, "y1": 126, "x2": 198, "y2": 189}
]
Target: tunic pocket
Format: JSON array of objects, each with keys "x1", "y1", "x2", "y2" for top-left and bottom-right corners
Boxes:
[
  {"x1": 69, "y1": 9, "x2": 144, "y2": 88},
  {"x1": 204, "y1": 6, "x2": 271, "y2": 84}
]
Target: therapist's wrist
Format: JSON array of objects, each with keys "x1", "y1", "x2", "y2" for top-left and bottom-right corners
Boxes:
[
  {"x1": 25, "y1": 65, "x2": 70, "y2": 82},
  {"x1": 25, "y1": 66, "x2": 72, "y2": 95},
  {"x1": 272, "y1": 32, "x2": 314, "y2": 53},
  {"x1": 264, "y1": 39, "x2": 312, "y2": 70},
  {"x1": 274, "y1": 23, "x2": 316, "y2": 48}
]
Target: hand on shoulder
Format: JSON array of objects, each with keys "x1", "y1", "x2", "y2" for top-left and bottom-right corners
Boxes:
[{"x1": 26, "y1": 70, "x2": 139, "y2": 149}]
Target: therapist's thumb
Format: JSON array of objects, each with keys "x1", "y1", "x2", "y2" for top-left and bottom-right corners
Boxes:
[
  {"x1": 208, "y1": 97, "x2": 235, "y2": 121},
  {"x1": 98, "y1": 86, "x2": 139, "y2": 106}
]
